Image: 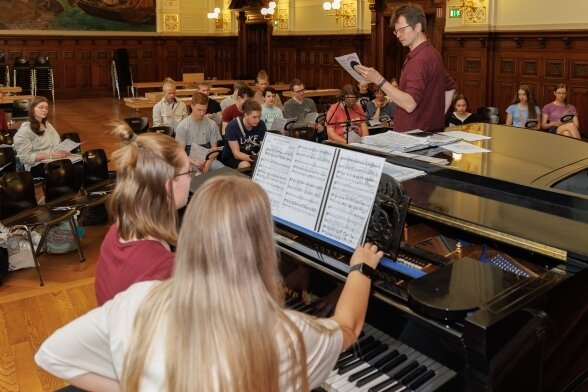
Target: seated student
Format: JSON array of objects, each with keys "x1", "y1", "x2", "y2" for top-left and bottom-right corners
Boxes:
[
  {"x1": 505, "y1": 84, "x2": 541, "y2": 130},
  {"x1": 221, "y1": 100, "x2": 266, "y2": 169},
  {"x1": 366, "y1": 85, "x2": 396, "y2": 128},
  {"x1": 13, "y1": 96, "x2": 71, "y2": 179},
  {"x1": 254, "y1": 69, "x2": 283, "y2": 109},
  {"x1": 357, "y1": 81, "x2": 374, "y2": 112},
  {"x1": 175, "y1": 92, "x2": 224, "y2": 176},
  {"x1": 221, "y1": 85, "x2": 254, "y2": 136},
  {"x1": 152, "y1": 78, "x2": 188, "y2": 133},
  {"x1": 445, "y1": 94, "x2": 479, "y2": 127},
  {"x1": 541, "y1": 84, "x2": 581, "y2": 139},
  {"x1": 35, "y1": 175, "x2": 383, "y2": 392},
  {"x1": 282, "y1": 78, "x2": 325, "y2": 136},
  {"x1": 93, "y1": 123, "x2": 192, "y2": 305},
  {"x1": 196, "y1": 81, "x2": 222, "y2": 126},
  {"x1": 326, "y1": 84, "x2": 369, "y2": 143},
  {"x1": 261, "y1": 87, "x2": 284, "y2": 130},
  {"x1": 220, "y1": 80, "x2": 248, "y2": 111}
]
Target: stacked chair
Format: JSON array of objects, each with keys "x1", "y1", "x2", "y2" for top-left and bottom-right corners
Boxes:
[
  {"x1": 33, "y1": 57, "x2": 55, "y2": 102},
  {"x1": 13, "y1": 57, "x2": 33, "y2": 94}
]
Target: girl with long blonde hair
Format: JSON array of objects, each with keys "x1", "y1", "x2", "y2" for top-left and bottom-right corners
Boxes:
[{"x1": 36, "y1": 176, "x2": 383, "y2": 391}]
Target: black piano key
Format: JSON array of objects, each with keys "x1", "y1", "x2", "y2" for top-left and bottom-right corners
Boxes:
[
  {"x1": 336, "y1": 336, "x2": 375, "y2": 367},
  {"x1": 373, "y1": 349, "x2": 399, "y2": 368},
  {"x1": 368, "y1": 377, "x2": 399, "y2": 392},
  {"x1": 409, "y1": 369, "x2": 435, "y2": 389},
  {"x1": 356, "y1": 370, "x2": 386, "y2": 387},
  {"x1": 337, "y1": 339, "x2": 382, "y2": 371},
  {"x1": 338, "y1": 342, "x2": 382, "y2": 375},
  {"x1": 392, "y1": 360, "x2": 419, "y2": 380},
  {"x1": 380, "y1": 384, "x2": 407, "y2": 392},
  {"x1": 400, "y1": 365, "x2": 427, "y2": 384},
  {"x1": 347, "y1": 366, "x2": 378, "y2": 383},
  {"x1": 362, "y1": 343, "x2": 389, "y2": 362},
  {"x1": 380, "y1": 353, "x2": 408, "y2": 372}
]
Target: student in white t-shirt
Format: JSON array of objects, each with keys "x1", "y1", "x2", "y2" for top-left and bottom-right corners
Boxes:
[
  {"x1": 36, "y1": 176, "x2": 383, "y2": 392},
  {"x1": 261, "y1": 86, "x2": 284, "y2": 130}
]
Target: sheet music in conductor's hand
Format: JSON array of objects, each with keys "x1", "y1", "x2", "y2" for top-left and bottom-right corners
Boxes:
[
  {"x1": 252, "y1": 133, "x2": 385, "y2": 249},
  {"x1": 335, "y1": 53, "x2": 367, "y2": 84}
]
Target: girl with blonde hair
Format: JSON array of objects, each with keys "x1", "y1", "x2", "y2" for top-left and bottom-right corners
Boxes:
[
  {"x1": 36, "y1": 176, "x2": 383, "y2": 391},
  {"x1": 93, "y1": 122, "x2": 193, "y2": 305}
]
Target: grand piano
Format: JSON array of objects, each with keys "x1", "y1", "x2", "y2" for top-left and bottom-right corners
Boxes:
[{"x1": 264, "y1": 124, "x2": 588, "y2": 392}]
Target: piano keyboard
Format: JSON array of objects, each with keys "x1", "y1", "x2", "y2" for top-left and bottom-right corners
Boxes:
[{"x1": 286, "y1": 298, "x2": 457, "y2": 391}]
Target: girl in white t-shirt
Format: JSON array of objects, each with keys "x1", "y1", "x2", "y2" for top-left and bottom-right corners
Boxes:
[{"x1": 36, "y1": 176, "x2": 383, "y2": 392}]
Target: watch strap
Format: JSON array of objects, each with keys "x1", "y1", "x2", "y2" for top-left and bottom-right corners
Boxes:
[{"x1": 349, "y1": 263, "x2": 375, "y2": 279}]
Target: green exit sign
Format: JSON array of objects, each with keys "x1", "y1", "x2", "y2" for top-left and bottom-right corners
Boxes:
[{"x1": 449, "y1": 8, "x2": 462, "y2": 18}]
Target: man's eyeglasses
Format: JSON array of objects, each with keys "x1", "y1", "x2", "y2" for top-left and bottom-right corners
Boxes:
[
  {"x1": 175, "y1": 166, "x2": 200, "y2": 178},
  {"x1": 393, "y1": 24, "x2": 413, "y2": 36},
  {"x1": 292, "y1": 88, "x2": 306, "y2": 94}
]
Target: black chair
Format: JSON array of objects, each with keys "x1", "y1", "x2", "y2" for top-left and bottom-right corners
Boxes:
[
  {"x1": 289, "y1": 127, "x2": 317, "y2": 141},
  {"x1": 12, "y1": 99, "x2": 30, "y2": 121},
  {"x1": 0, "y1": 146, "x2": 16, "y2": 174},
  {"x1": 0, "y1": 51, "x2": 9, "y2": 87},
  {"x1": 0, "y1": 133, "x2": 14, "y2": 146},
  {"x1": 34, "y1": 57, "x2": 55, "y2": 102},
  {"x1": 147, "y1": 125, "x2": 173, "y2": 136},
  {"x1": 477, "y1": 107, "x2": 499, "y2": 124},
  {"x1": 13, "y1": 57, "x2": 33, "y2": 93},
  {"x1": 124, "y1": 117, "x2": 149, "y2": 134},
  {"x1": 0, "y1": 171, "x2": 85, "y2": 286},
  {"x1": 60, "y1": 132, "x2": 82, "y2": 154},
  {"x1": 43, "y1": 159, "x2": 110, "y2": 225},
  {"x1": 82, "y1": 149, "x2": 116, "y2": 192}
]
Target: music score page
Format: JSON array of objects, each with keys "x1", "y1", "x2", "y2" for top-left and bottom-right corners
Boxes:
[{"x1": 253, "y1": 133, "x2": 385, "y2": 248}]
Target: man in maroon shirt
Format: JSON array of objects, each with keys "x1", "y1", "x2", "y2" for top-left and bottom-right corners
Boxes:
[
  {"x1": 221, "y1": 85, "x2": 254, "y2": 136},
  {"x1": 357, "y1": 4, "x2": 456, "y2": 132}
]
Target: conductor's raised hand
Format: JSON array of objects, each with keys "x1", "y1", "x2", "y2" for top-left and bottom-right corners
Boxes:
[
  {"x1": 350, "y1": 242, "x2": 384, "y2": 270},
  {"x1": 355, "y1": 65, "x2": 383, "y2": 85}
]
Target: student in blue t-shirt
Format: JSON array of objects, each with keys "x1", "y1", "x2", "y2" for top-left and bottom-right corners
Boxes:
[{"x1": 221, "y1": 100, "x2": 267, "y2": 169}]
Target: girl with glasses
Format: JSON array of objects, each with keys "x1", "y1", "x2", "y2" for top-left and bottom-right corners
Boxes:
[
  {"x1": 93, "y1": 123, "x2": 192, "y2": 305},
  {"x1": 326, "y1": 84, "x2": 369, "y2": 143}
]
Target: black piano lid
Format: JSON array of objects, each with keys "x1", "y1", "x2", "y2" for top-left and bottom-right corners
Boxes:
[{"x1": 400, "y1": 124, "x2": 588, "y2": 260}]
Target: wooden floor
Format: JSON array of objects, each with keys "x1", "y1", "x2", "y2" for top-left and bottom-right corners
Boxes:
[{"x1": 0, "y1": 98, "x2": 140, "y2": 391}]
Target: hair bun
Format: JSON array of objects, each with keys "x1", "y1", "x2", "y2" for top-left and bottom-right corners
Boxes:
[{"x1": 112, "y1": 122, "x2": 136, "y2": 144}]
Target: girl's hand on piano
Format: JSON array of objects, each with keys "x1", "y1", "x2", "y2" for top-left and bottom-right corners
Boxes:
[{"x1": 350, "y1": 242, "x2": 384, "y2": 269}]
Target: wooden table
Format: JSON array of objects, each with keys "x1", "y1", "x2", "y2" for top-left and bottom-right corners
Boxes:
[
  {"x1": 144, "y1": 88, "x2": 229, "y2": 101},
  {"x1": 1, "y1": 95, "x2": 35, "y2": 104},
  {"x1": 124, "y1": 95, "x2": 230, "y2": 113},
  {"x1": 0, "y1": 87, "x2": 23, "y2": 94},
  {"x1": 208, "y1": 79, "x2": 254, "y2": 86},
  {"x1": 282, "y1": 89, "x2": 340, "y2": 98}
]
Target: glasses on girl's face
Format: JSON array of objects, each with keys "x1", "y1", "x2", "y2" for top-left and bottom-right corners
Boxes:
[{"x1": 175, "y1": 166, "x2": 200, "y2": 178}]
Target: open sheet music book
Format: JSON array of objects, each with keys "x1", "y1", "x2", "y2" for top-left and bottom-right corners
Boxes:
[{"x1": 252, "y1": 133, "x2": 385, "y2": 249}]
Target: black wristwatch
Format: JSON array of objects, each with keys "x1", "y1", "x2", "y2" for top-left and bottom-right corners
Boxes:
[{"x1": 349, "y1": 263, "x2": 375, "y2": 279}]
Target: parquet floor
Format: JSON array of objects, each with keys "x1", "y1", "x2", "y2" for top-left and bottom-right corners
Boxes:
[{"x1": 0, "y1": 97, "x2": 141, "y2": 391}]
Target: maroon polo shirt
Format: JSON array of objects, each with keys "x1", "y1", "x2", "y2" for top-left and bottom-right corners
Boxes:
[{"x1": 395, "y1": 40, "x2": 456, "y2": 132}]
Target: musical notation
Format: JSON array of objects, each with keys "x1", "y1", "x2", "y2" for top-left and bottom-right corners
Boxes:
[{"x1": 253, "y1": 133, "x2": 385, "y2": 249}]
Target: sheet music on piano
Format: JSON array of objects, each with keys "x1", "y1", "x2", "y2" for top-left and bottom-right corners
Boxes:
[{"x1": 253, "y1": 133, "x2": 385, "y2": 249}]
